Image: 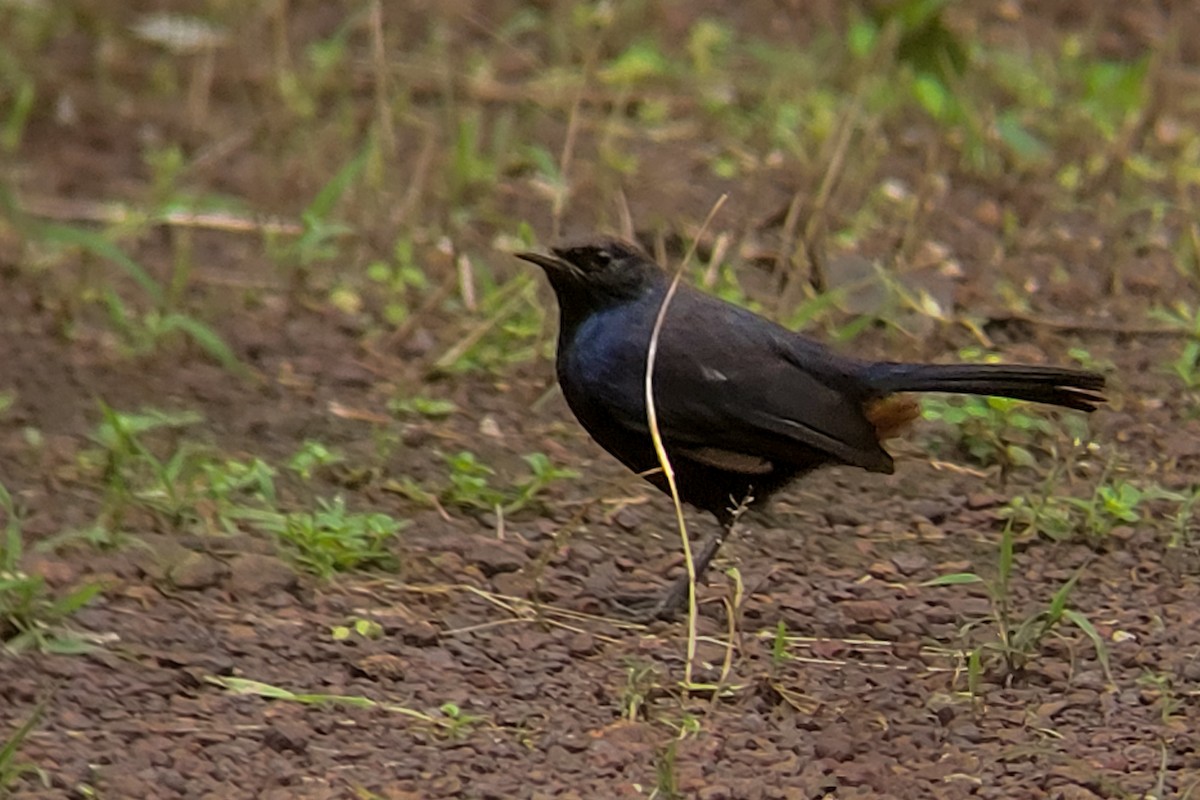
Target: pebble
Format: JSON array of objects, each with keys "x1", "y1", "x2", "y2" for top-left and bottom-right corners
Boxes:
[{"x1": 226, "y1": 553, "x2": 298, "y2": 598}]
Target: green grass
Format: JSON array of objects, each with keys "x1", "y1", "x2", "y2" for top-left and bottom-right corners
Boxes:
[
  {"x1": 1, "y1": 484, "x2": 102, "y2": 655},
  {"x1": 0, "y1": 700, "x2": 49, "y2": 794},
  {"x1": 237, "y1": 496, "x2": 406, "y2": 579},
  {"x1": 920, "y1": 350, "x2": 1097, "y2": 478},
  {"x1": 1000, "y1": 458, "x2": 1191, "y2": 548},
  {"x1": 924, "y1": 516, "x2": 1112, "y2": 692},
  {"x1": 207, "y1": 675, "x2": 489, "y2": 739},
  {"x1": 393, "y1": 450, "x2": 577, "y2": 516},
  {"x1": 56, "y1": 405, "x2": 412, "y2": 578}
]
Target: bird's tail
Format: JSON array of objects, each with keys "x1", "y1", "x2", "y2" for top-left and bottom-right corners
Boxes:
[{"x1": 860, "y1": 362, "x2": 1106, "y2": 412}]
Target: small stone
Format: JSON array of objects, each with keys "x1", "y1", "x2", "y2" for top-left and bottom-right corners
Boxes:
[
  {"x1": 467, "y1": 540, "x2": 528, "y2": 576},
  {"x1": 867, "y1": 561, "x2": 899, "y2": 580},
  {"x1": 23, "y1": 555, "x2": 79, "y2": 586},
  {"x1": 612, "y1": 507, "x2": 641, "y2": 531},
  {"x1": 840, "y1": 599, "x2": 894, "y2": 623},
  {"x1": 402, "y1": 620, "x2": 440, "y2": 647},
  {"x1": 566, "y1": 632, "x2": 597, "y2": 656},
  {"x1": 491, "y1": 571, "x2": 534, "y2": 598},
  {"x1": 825, "y1": 507, "x2": 865, "y2": 527},
  {"x1": 910, "y1": 500, "x2": 949, "y2": 523},
  {"x1": 966, "y1": 492, "x2": 1004, "y2": 510},
  {"x1": 813, "y1": 733, "x2": 854, "y2": 761},
  {"x1": 262, "y1": 721, "x2": 309, "y2": 754},
  {"x1": 134, "y1": 534, "x2": 194, "y2": 581},
  {"x1": 227, "y1": 553, "x2": 297, "y2": 598},
  {"x1": 170, "y1": 552, "x2": 226, "y2": 590},
  {"x1": 891, "y1": 552, "x2": 930, "y2": 575},
  {"x1": 354, "y1": 653, "x2": 406, "y2": 680}
]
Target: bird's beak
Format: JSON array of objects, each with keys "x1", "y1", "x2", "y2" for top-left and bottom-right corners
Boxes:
[{"x1": 515, "y1": 250, "x2": 579, "y2": 278}]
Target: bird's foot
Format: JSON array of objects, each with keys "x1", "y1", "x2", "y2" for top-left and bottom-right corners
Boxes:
[{"x1": 608, "y1": 575, "x2": 695, "y2": 623}]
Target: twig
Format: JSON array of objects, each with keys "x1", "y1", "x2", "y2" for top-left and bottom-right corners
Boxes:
[{"x1": 644, "y1": 193, "x2": 728, "y2": 691}]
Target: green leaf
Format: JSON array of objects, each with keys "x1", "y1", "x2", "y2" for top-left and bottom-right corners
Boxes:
[
  {"x1": 49, "y1": 582, "x2": 103, "y2": 615},
  {"x1": 995, "y1": 111, "x2": 1050, "y2": 163},
  {"x1": 1063, "y1": 608, "x2": 1112, "y2": 682},
  {"x1": 847, "y1": 19, "x2": 878, "y2": 59},
  {"x1": 161, "y1": 313, "x2": 248, "y2": 376},
  {"x1": 600, "y1": 40, "x2": 670, "y2": 85},
  {"x1": 967, "y1": 646, "x2": 983, "y2": 697},
  {"x1": 37, "y1": 223, "x2": 163, "y2": 303},
  {"x1": 307, "y1": 145, "x2": 369, "y2": 221},
  {"x1": 1045, "y1": 571, "x2": 1081, "y2": 624},
  {"x1": 997, "y1": 522, "x2": 1015, "y2": 585},
  {"x1": 0, "y1": 697, "x2": 45, "y2": 770}
]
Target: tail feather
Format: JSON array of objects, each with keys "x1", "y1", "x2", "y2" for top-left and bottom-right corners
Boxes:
[{"x1": 861, "y1": 362, "x2": 1106, "y2": 412}]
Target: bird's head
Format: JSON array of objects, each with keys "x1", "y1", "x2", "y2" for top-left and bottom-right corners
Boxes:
[{"x1": 516, "y1": 236, "x2": 661, "y2": 308}]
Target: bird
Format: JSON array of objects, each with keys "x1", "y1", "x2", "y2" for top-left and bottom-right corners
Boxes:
[{"x1": 516, "y1": 236, "x2": 1106, "y2": 619}]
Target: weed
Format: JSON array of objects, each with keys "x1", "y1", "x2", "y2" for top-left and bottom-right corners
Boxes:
[
  {"x1": 437, "y1": 702, "x2": 486, "y2": 740},
  {"x1": 441, "y1": 451, "x2": 505, "y2": 510},
  {"x1": 1002, "y1": 466, "x2": 1187, "y2": 547},
  {"x1": 201, "y1": 457, "x2": 278, "y2": 510},
  {"x1": 208, "y1": 676, "x2": 491, "y2": 738},
  {"x1": 100, "y1": 289, "x2": 246, "y2": 375},
  {"x1": 672, "y1": 713, "x2": 703, "y2": 740},
  {"x1": 287, "y1": 440, "x2": 345, "y2": 481},
  {"x1": 0, "y1": 2, "x2": 57, "y2": 156},
  {"x1": 769, "y1": 620, "x2": 793, "y2": 670},
  {"x1": 387, "y1": 395, "x2": 458, "y2": 420},
  {"x1": 238, "y1": 496, "x2": 406, "y2": 579},
  {"x1": 1167, "y1": 487, "x2": 1200, "y2": 549},
  {"x1": 1150, "y1": 302, "x2": 1200, "y2": 396},
  {"x1": 0, "y1": 700, "x2": 49, "y2": 793},
  {"x1": 651, "y1": 740, "x2": 682, "y2": 800},
  {"x1": 1073, "y1": 54, "x2": 1149, "y2": 142},
  {"x1": 1067, "y1": 347, "x2": 1116, "y2": 374},
  {"x1": 2, "y1": 200, "x2": 246, "y2": 374},
  {"x1": 506, "y1": 453, "x2": 580, "y2": 514},
  {"x1": 78, "y1": 408, "x2": 280, "y2": 542},
  {"x1": 925, "y1": 517, "x2": 1111, "y2": 690},
  {"x1": 448, "y1": 110, "x2": 501, "y2": 204},
  {"x1": 1, "y1": 484, "x2": 102, "y2": 654},
  {"x1": 73, "y1": 405, "x2": 206, "y2": 541},
  {"x1": 1072, "y1": 480, "x2": 1146, "y2": 536},
  {"x1": 922, "y1": 393, "x2": 1058, "y2": 472},
  {"x1": 331, "y1": 617, "x2": 384, "y2": 642},
  {"x1": 267, "y1": 144, "x2": 368, "y2": 291},
  {"x1": 1137, "y1": 670, "x2": 1182, "y2": 725},
  {"x1": 273, "y1": 10, "x2": 356, "y2": 119},
  {"x1": 434, "y1": 273, "x2": 545, "y2": 374},
  {"x1": 398, "y1": 450, "x2": 576, "y2": 516},
  {"x1": 0, "y1": 78, "x2": 34, "y2": 155},
  {"x1": 61, "y1": 407, "x2": 400, "y2": 574},
  {"x1": 921, "y1": 350, "x2": 1087, "y2": 477},
  {"x1": 620, "y1": 662, "x2": 662, "y2": 722},
  {"x1": 365, "y1": 236, "x2": 430, "y2": 326}
]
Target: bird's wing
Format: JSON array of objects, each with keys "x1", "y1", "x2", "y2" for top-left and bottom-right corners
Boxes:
[{"x1": 563, "y1": 289, "x2": 894, "y2": 474}]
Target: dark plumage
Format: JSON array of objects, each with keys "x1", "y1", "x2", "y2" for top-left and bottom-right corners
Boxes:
[{"x1": 517, "y1": 236, "x2": 1106, "y2": 618}]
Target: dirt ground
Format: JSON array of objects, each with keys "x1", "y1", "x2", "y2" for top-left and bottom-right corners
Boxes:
[{"x1": 2, "y1": 2, "x2": 1199, "y2": 799}]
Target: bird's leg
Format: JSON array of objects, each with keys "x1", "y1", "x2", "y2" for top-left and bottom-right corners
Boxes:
[
  {"x1": 644, "y1": 521, "x2": 733, "y2": 620},
  {"x1": 643, "y1": 493, "x2": 752, "y2": 621}
]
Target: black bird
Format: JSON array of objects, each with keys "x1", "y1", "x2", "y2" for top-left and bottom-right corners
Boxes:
[{"x1": 517, "y1": 236, "x2": 1106, "y2": 618}]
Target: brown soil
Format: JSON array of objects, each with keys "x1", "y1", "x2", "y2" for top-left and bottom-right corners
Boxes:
[{"x1": 1, "y1": 2, "x2": 1198, "y2": 799}]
